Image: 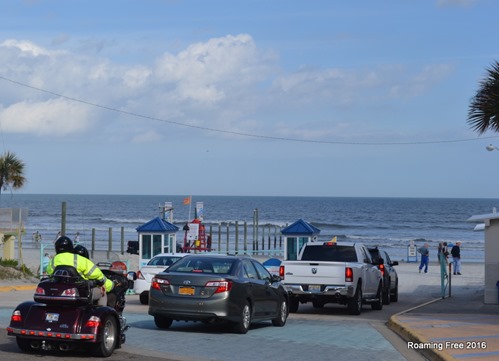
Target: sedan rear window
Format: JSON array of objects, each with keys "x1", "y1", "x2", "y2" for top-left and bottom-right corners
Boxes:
[{"x1": 169, "y1": 258, "x2": 235, "y2": 274}]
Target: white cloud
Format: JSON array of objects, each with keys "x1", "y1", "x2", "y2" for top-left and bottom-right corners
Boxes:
[
  {"x1": 0, "y1": 99, "x2": 93, "y2": 135},
  {"x1": 1, "y1": 39, "x2": 65, "y2": 57},
  {"x1": 131, "y1": 130, "x2": 163, "y2": 143}
]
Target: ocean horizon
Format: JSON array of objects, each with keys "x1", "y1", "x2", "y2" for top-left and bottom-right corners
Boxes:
[{"x1": 1, "y1": 194, "x2": 496, "y2": 263}]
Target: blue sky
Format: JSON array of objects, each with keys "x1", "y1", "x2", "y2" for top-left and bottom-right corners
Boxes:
[{"x1": 0, "y1": 0, "x2": 499, "y2": 198}]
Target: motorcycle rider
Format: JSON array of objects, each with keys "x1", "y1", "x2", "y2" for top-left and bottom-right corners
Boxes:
[{"x1": 46, "y1": 236, "x2": 113, "y2": 306}]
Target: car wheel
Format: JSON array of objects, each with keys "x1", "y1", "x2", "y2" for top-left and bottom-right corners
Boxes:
[
  {"x1": 139, "y1": 292, "x2": 149, "y2": 305},
  {"x1": 92, "y1": 316, "x2": 118, "y2": 357},
  {"x1": 233, "y1": 301, "x2": 251, "y2": 334},
  {"x1": 16, "y1": 337, "x2": 34, "y2": 352},
  {"x1": 347, "y1": 285, "x2": 362, "y2": 315},
  {"x1": 289, "y1": 297, "x2": 299, "y2": 313},
  {"x1": 382, "y1": 279, "x2": 391, "y2": 305},
  {"x1": 154, "y1": 315, "x2": 173, "y2": 329},
  {"x1": 371, "y1": 283, "x2": 383, "y2": 311},
  {"x1": 271, "y1": 298, "x2": 288, "y2": 327},
  {"x1": 390, "y1": 281, "x2": 399, "y2": 302}
]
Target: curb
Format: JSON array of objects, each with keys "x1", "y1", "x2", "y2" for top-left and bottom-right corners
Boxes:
[
  {"x1": 0, "y1": 284, "x2": 36, "y2": 292},
  {"x1": 387, "y1": 297, "x2": 455, "y2": 361}
]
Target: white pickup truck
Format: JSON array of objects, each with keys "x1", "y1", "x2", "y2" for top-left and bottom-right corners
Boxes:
[{"x1": 279, "y1": 241, "x2": 384, "y2": 315}]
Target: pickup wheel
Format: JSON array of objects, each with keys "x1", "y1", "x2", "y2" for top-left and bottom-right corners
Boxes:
[
  {"x1": 289, "y1": 297, "x2": 299, "y2": 313},
  {"x1": 371, "y1": 283, "x2": 383, "y2": 310},
  {"x1": 347, "y1": 286, "x2": 362, "y2": 315}
]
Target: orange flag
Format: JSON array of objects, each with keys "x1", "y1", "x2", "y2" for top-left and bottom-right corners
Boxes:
[{"x1": 183, "y1": 196, "x2": 191, "y2": 205}]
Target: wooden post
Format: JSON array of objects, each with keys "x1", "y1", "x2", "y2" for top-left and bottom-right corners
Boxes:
[
  {"x1": 235, "y1": 221, "x2": 239, "y2": 254},
  {"x1": 91, "y1": 228, "x2": 96, "y2": 259},
  {"x1": 261, "y1": 226, "x2": 265, "y2": 252},
  {"x1": 120, "y1": 226, "x2": 125, "y2": 255},
  {"x1": 226, "y1": 223, "x2": 230, "y2": 254},
  {"x1": 244, "y1": 221, "x2": 248, "y2": 252},
  {"x1": 218, "y1": 224, "x2": 221, "y2": 254},
  {"x1": 274, "y1": 225, "x2": 277, "y2": 249},
  {"x1": 61, "y1": 202, "x2": 67, "y2": 237},
  {"x1": 107, "y1": 228, "x2": 112, "y2": 259},
  {"x1": 209, "y1": 225, "x2": 213, "y2": 251}
]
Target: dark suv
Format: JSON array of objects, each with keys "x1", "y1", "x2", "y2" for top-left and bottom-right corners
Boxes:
[{"x1": 368, "y1": 247, "x2": 399, "y2": 304}]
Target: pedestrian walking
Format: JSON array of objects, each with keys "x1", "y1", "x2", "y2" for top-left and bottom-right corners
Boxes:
[
  {"x1": 451, "y1": 241, "x2": 462, "y2": 275},
  {"x1": 418, "y1": 243, "x2": 430, "y2": 273}
]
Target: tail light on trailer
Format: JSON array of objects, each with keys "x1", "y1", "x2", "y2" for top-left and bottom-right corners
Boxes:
[
  {"x1": 85, "y1": 316, "x2": 101, "y2": 328},
  {"x1": 345, "y1": 267, "x2": 353, "y2": 282}
]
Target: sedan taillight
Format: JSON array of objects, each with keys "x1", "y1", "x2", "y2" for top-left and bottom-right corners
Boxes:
[
  {"x1": 205, "y1": 280, "x2": 232, "y2": 294},
  {"x1": 151, "y1": 277, "x2": 170, "y2": 290}
]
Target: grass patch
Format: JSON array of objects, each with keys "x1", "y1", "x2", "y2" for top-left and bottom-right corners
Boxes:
[{"x1": 0, "y1": 258, "x2": 35, "y2": 279}]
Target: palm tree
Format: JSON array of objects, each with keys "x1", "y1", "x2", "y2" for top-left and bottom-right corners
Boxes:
[
  {"x1": 468, "y1": 60, "x2": 499, "y2": 134},
  {"x1": 0, "y1": 151, "x2": 26, "y2": 203}
]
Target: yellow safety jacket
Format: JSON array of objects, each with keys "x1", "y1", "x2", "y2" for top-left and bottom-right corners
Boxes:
[{"x1": 46, "y1": 252, "x2": 114, "y2": 292}]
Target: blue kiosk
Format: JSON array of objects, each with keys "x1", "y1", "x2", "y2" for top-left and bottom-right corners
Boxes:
[
  {"x1": 136, "y1": 216, "x2": 179, "y2": 268},
  {"x1": 281, "y1": 219, "x2": 321, "y2": 261}
]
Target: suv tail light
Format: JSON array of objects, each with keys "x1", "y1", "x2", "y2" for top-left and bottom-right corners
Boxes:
[
  {"x1": 205, "y1": 280, "x2": 232, "y2": 294},
  {"x1": 279, "y1": 265, "x2": 285, "y2": 279},
  {"x1": 345, "y1": 267, "x2": 353, "y2": 282}
]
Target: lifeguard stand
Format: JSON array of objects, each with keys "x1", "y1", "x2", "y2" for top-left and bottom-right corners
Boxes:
[
  {"x1": 136, "y1": 217, "x2": 179, "y2": 268},
  {"x1": 281, "y1": 219, "x2": 321, "y2": 261}
]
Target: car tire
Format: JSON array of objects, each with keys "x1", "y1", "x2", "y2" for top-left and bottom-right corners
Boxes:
[
  {"x1": 390, "y1": 280, "x2": 399, "y2": 302},
  {"x1": 154, "y1": 315, "x2": 173, "y2": 329},
  {"x1": 371, "y1": 283, "x2": 383, "y2": 311},
  {"x1": 271, "y1": 298, "x2": 288, "y2": 327},
  {"x1": 289, "y1": 297, "x2": 299, "y2": 313},
  {"x1": 233, "y1": 301, "x2": 251, "y2": 334},
  {"x1": 382, "y1": 278, "x2": 391, "y2": 305},
  {"x1": 139, "y1": 292, "x2": 149, "y2": 305},
  {"x1": 92, "y1": 316, "x2": 118, "y2": 357},
  {"x1": 347, "y1": 285, "x2": 362, "y2": 315}
]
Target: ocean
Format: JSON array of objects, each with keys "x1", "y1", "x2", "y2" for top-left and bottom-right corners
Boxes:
[{"x1": 0, "y1": 194, "x2": 495, "y2": 262}]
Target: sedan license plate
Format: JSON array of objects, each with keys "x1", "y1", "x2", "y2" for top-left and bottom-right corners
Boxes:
[
  {"x1": 309, "y1": 285, "x2": 321, "y2": 293},
  {"x1": 179, "y1": 286, "x2": 195, "y2": 296},
  {"x1": 45, "y1": 313, "x2": 59, "y2": 322}
]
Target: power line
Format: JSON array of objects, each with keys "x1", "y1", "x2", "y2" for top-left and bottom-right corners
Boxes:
[{"x1": 0, "y1": 74, "x2": 497, "y2": 146}]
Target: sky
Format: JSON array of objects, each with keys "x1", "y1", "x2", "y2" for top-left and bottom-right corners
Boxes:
[{"x1": 0, "y1": 0, "x2": 499, "y2": 198}]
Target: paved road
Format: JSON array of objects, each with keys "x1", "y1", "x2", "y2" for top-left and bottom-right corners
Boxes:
[{"x1": 0, "y1": 289, "x2": 426, "y2": 361}]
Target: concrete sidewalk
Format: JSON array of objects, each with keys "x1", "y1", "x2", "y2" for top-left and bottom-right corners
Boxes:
[{"x1": 389, "y1": 282, "x2": 499, "y2": 361}]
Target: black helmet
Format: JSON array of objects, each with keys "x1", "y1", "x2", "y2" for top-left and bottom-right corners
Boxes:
[
  {"x1": 74, "y1": 245, "x2": 89, "y2": 259},
  {"x1": 55, "y1": 236, "x2": 74, "y2": 254}
]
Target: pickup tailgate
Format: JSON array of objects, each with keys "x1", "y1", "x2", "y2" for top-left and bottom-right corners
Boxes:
[{"x1": 282, "y1": 261, "x2": 347, "y2": 285}]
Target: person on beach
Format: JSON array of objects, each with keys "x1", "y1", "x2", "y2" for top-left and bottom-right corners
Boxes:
[
  {"x1": 47, "y1": 236, "x2": 114, "y2": 306},
  {"x1": 418, "y1": 243, "x2": 430, "y2": 273},
  {"x1": 451, "y1": 241, "x2": 462, "y2": 275}
]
